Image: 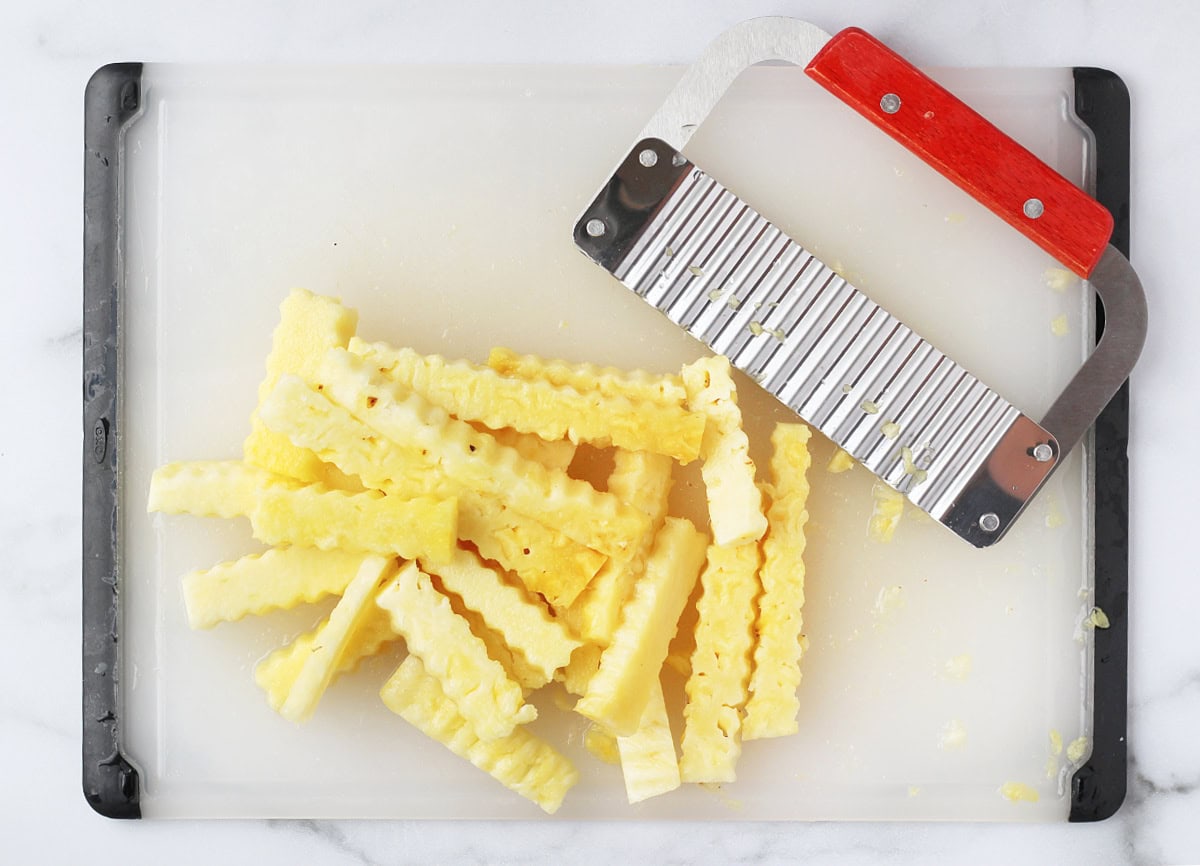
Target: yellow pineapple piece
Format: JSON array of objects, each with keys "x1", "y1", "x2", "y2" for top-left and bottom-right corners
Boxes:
[
  {"x1": 244, "y1": 289, "x2": 358, "y2": 483},
  {"x1": 679, "y1": 541, "x2": 762, "y2": 782},
  {"x1": 480, "y1": 425, "x2": 577, "y2": 472},
  {"x1": 276, "y1": 555, "x2": 399, "y2": 721},
  {"x1": 376, "y1": 562, "x2": 535, "y2": 741},
  {"x1": 255, "y1": 602, "x2": 399, "y2": 712},
  {"x1": 419, "y1": 548, "x2": 580, "y2": 682},
  {"x1": 584, "y1": 725, "x2": 621, "y2": 766},
  {"x1": 575, "y1": 517, "x2": 708, "y2": 736},
  {"x1": 457, "y1": 495, "x2": 605, "y2": 608},
  {"x1": 316, "y1": 347, "x2": 648, "y2": 563},
  {"x1": 442, "y1": 590, "x2": 550, "y2": 692},
  {"x1": 681, "y1": 355, "x2": 767, "y2": 546},
  {"x1": 868, "y1": 482, "x2": 904, "y2": 542},
  {"x1": 352, "y1": 338, "x2": 704, "y2": 463},
  {"x1": 380, "y1": 655, "x2": 579, "y2": 814},
  {"x1": 486, "y1": 346, "x2": 688, "y2": 405},
  {"x1": 260, "y1": 376, "x2": 603, "y2": 604},
  {"x1": 617, "y1": 678, "x2": 681, "y2": 804},
  {"x1": 558, "y1": 643, "x2": 603, "y2": 697},
  {"x1": 147, "y1": 460, "x2": 300, "y2": 519},
  {"x1": 248, "y1": 484, "x2": 456, "y2": 564},
  {"x1": 743, "y1": 422, "x2": 812, "y2": 740},
  {"x1": 567, "y1": 450, "x2": 674, "y2": 644},
  {"x1": 827, "y1": 447, "x2": 856, "y2": 474},
  {"x1": 182, "y1": 546, "x2": 368, "y2": 629}
]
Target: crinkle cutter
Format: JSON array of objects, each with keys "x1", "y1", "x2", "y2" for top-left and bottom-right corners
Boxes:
[{"x1": 573, "y1": 18, "x2": 1147, "y2": 547}]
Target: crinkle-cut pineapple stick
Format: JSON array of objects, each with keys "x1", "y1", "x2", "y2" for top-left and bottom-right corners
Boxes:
[
  {"x1": 678, "y1": 542, "x2": 762, "y2": 783},
  {"x1": 681, "y1": 355, "x2": 768, "y2": 547},
  {"x1": 455, "y1": 495, "x2": 604, "y2": 608},
  {"x1": 259, "y1": 376, "x2": 604, "y2": 606},
  {"x1": 255, "y1": 602, "x2": 400, "y2": 712},
  {"x1": 442, "y1": 587, "x2": 551, "y2": 692},
  {"x1": 743, "y1": 423, "x2": 813, "y2": 740},
  {"x1": 249, "y1": 484, "x2": 456, "y2": 564},
  {"x1": 567, "y1": 450, "x2": 674, "y2": 645},
  {"x1": 376, "y1": 561, "x2": 536, "y2": 741},
  {"x1": 476, "y1": 424, "x2": 577, "y2": 472},
  {"x1": 315, "y1": 348, "x2": 648, "y2": 563},
  {"x1": 419, "y1": 548, "x2": 580, "y2": 682},
  {"x1": 380, "y1": 655, "x2": 579, "y2": 814},
  {"x1": 147, "y1": 460, "x2": 302, "y2": 519},
  {"x1": 276, "y1": 555, "x2": 399, "y2": 722},
  {"x1": 617, "y1": 677, "x2": 681, "y2": 804},
  {"x1": 486, "y1": 346, "x2": 688, "y2": 405},
  {"x1": 244, "y1": 288, "x2": 358, "y2": 484},
  {"x1": 575, "y1": 517, "x2": 708, "y2": 737},
  {"x1": 182, "y1": 546, "x2": 369, "y2": 629},
  {"x1": 350, "y1": 338, "x2": 705, "y2": 463}
]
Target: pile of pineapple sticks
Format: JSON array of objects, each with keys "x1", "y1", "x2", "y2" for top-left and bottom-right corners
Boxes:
[{"x1": 148, "y1": 289, "x2": 812, "y2": 813}]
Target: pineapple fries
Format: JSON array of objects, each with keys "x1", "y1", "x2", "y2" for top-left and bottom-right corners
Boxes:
[{"x1": 148, "y1": 288, "x2": 813, "y2": 814}]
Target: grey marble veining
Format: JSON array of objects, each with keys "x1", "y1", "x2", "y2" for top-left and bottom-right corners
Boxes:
[{"x1": 5, "y1": 0, "x2": 1200, "y2": 863}]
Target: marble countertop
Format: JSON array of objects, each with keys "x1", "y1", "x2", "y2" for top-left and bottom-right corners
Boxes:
[{"x1": 5, "y1": 0, "x2": 1198, "y2": 862}]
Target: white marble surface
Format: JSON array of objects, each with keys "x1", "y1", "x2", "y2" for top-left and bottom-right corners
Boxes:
[{"x1": 3, "y1": 0, "x2": 1198, "y2": 862}]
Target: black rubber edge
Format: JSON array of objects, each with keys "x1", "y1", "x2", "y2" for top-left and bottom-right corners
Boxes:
[
  {"x1": 83, "y1": 62, "x2": 143, "y2": 820},
  {"x1": 1068, "y1": 67, "x2": 1132, "y2": 823}
]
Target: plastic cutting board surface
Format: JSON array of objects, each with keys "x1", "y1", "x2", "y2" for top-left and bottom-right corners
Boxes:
[{"x1": 122, "y1": 64, "x2": 1098, "y2": 819}]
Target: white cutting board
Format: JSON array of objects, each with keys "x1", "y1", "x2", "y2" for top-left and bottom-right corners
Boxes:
[{"x1": 121, "y1": 64, "x2": 1097, "y2": 819}]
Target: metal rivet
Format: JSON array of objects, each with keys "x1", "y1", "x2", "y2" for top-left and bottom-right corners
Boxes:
[
  {"x1": 979, "y1": 513, "x2": 1001, "y2": 533},
  {"x1": 1023, "y1": 198, "x2": 1045, "y2": 219},
  {"x1": 880, "y1": 93, "x2": 901, "y2": 114},
  {"x1": 585, "y1": 218, "x2": 606, "y2": 238},
  {"x1": 1032, "y1": 443, "x2": 1054, "y2": 463},
  {"x1": 638, "y1": 148, "x2": 658, "y2": 167}
]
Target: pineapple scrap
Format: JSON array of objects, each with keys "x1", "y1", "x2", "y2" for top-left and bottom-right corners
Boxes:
[
  {"x1": 558, "y1": 643, "x2": 603, "y2": 697},
  {"x1": 276, "y1": 555, "x2": 399, "y2": 722},
  {"x1": 244, "y1": 288, "x2": 358, "y2": 483},
  {"x1": 147, "y1": 460, "x2": 300, "y2": 519},
  {"x1": 584, "y1": 726, "x2": 621, "y2": 766},
  {"x1": 255, "y1": 603, "x2": 399, "y2": 712},
  {"x1": 617, "y1": 678, "x2": 681, "y2": 804},
  {"x1": 681, "y1": 355, "x2": 768, "y2": 546},
  {"x1": 317, "y1": 348, "x2": 649, "y2": 565},
  {"x1": 827, "y1": 447, "x2": 855, "y2": 474},
  {"x1": 352, "y1": 338, "x2": 704, "y2": 463},
  {"x1": 868, "y1": 483, "x2": 904, "y2": 542},
  {"x1": 419, "y1": 548, "x2": 581, "y2": 682},
  {"x1": 742, "y1": 423, "x2": 813, "y2": 740},
  {"x1": 260, "y1": 376, "x2": 604, "y2": 605},
  {"x1": 567, "y1": 450, "x2": 674, "y2": 644},
  {"x1": 376, "y1": 562, "x2": 536, "y2": 741},
  {"x1": 576, "y1": 517, "x2": 708, "y2": 736},
  {"x1": 443, "y1": 592, "x2": 551, "y2": 692},
  {"x1": 486, "y1": 346, "x2": 688, "y2": 405},
  {"x1": 182, "y1": 546, "x2": 368, "y2": 629},
  {"x1": 679, "y1": 541, "x2": 762, "y2": 782},
  {"x1": 248, "y1": 484, "x2": 456, "y2": 564},
  {"x1": 380, "y1": 655, "x2": 579, "y2": 814},
  {"x1": 1000, "y1": 781, "x2": 1040, "y2": 803}
]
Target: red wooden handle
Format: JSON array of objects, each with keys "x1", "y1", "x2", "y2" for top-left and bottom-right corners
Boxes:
[{"x1": 806, "y1": 27, "x2": 1112, "y2": 278}]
